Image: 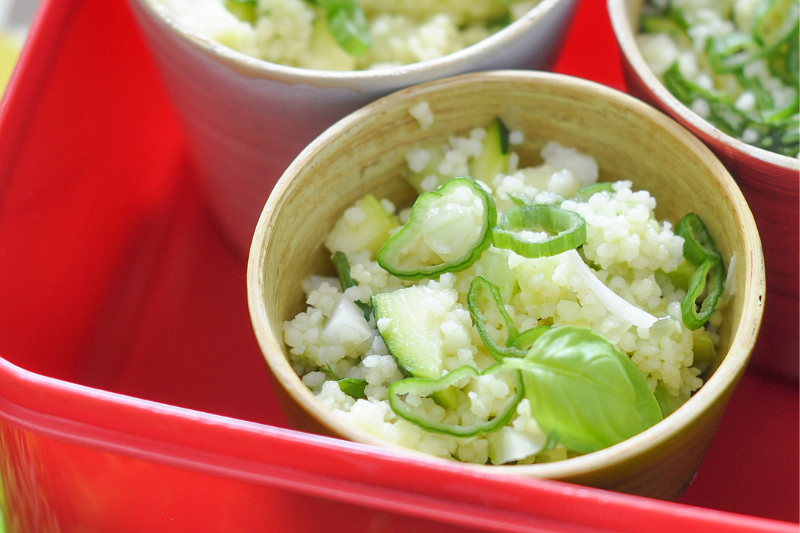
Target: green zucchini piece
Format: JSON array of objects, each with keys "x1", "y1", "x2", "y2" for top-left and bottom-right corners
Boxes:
[
  {"x1": 476, "y1": 248, "x2": 517, "y2": 303},
  {"x1": 372, "y1": 285, "x2": 461, "y2": 408},
  {"x1": 404, "y1": 145, "x2": 445, "y2": 194},
  {"x1": 658, "y1": 260, "x2": 696, "y2": 291},
  {"x1": 692, "y1": 328, "x2": 717, "y2": 374},
  {"x1": 325, "y1": 194, "x2": 399, "y2": 259},
  {"x1": 653, "y1": 382, "x2": 688, "y2": 418},
  {"x1": 470, "y1": 117, "x2": 510, "y2": 183}
]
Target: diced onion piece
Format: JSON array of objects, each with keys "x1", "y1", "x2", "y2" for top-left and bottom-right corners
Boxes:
[
  {"x1": 488, "y1": 425, "x2": 548, "y2": 465},
  {"x1": 561, "y1": 250, "x2": 658, "y2": 329},
  {"x1": 322, "y1": 295, "x2": 372, "y2": 346},
  {"x1": 719, "y1": 253, "x2": 737, "y2": 308}
]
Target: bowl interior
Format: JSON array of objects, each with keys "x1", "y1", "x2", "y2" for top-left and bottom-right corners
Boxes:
[
  {"x1": 609, "y1": 0, "x2": 800, "y2": 175},
  {"x1": 248, "y1": 71, "x2": 764, "y2": 489},
  {"x1": 135, "y1": 0, "x2": 574, "y2": 87}
]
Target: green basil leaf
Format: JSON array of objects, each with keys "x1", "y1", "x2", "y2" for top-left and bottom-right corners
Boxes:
[
  {"x1": 338, "y1": 378, "x2": 368, "y2": 399},
  {"x1": 502, "y1": 326, "x2": 662, "y2": 454},
  {"x1": 317, "y1": 0, "x2": 371, "y2": 57},
  {"x1": 225, "y1": 0, "x2": 257, "y2": 23}
]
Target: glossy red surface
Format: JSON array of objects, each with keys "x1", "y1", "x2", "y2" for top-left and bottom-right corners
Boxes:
[{"x1": 0, "y1": 0, "x2": 796, "y2": 530}]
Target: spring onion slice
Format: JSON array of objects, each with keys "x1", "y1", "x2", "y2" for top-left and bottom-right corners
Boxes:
[
  {"x1": 675, "y1": 213, "x2": 722, "y2": 266},
  {"x1": 681, "y1": 258, "x2": 725, "y2": 330},
  {"x1": 576, "y1": 182, "x2": 614, "y2": 201},
  {"x1": 468, "y1": 276, "x2": 525, "y2": 360},
  {"x1": 332, "y1": 251, "x2": 372, "y2": 320},
  {"x1": 507, "y1": 192, "x2": 529, "y2": 206},
  {"x1": 377, "y1": 177, "x2": 497, "y2": 280},
  {"x1": 316, "y1": 0, "x2": 371, "y2": 57},
  {"x1": 561, "y1": 250, "x2": 657, "y2": 329},
  {"x1": 706, "y1": 32, "x2": 762, "y2": 73},
  {"x1": 492, "y1": 205, "x2": 586, "y2": 258},
  {"x1": 510, "y1": 326, "x2": 551, "y2": 351},
  {"x1": 752, "y1": 0, "x2": 799, "y2": 52},
  {"x1": 663, "y1": 63, "x2": 748, "y2": 136},
  {"x1": 388, "y1": 365, "x2": 524, "y2": 437}
]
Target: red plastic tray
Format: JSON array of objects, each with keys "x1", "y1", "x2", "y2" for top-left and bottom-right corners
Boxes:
[{"x1": 0, "y1": 0, "x2": 796, "y2": 530}]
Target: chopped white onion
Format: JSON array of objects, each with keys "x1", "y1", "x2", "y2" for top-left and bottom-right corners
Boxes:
[
  {"x1": 719, "y1": 253, "x2": 737, "y2": 308},
  {"x1": 561, "y1": 250, "x2": 658, "y2": 329},
  {"x1": 322, "y1": 296, "x2": 372, "y2": 346},
  {"x1": 488, "y1": 425, "x2": 547, "y2": 465}
]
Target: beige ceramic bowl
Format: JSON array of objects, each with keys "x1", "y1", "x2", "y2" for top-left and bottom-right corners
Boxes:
[
  {"x1": 247, "y1": 71, "x2": 765, "y2": 501},
  {"x1": 608, "y1": 0, "x2": 799, "y2": 381},
  {"x1": 128, "y1": 0, "x2": 578, "y2": 256}
]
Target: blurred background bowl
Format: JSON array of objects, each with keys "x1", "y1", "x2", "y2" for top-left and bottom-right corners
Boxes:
[
  {"x1": 608, "y1": 0, "x2": 799, "y2": 382},
  {"x1": 248, "y1": 70, "x2": 765, "y2": 501},
  {"x1": 127, "y1": 0, "x2": 579, "y2": 256}
]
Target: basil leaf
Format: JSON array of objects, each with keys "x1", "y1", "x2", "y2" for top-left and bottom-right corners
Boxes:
[
  {"x1": 338, "y1": 378, "x2": 368, "y2": 399},
  {"x1": 502, "y1": 326, "x2": 662, "y2": 454},
  {"x1": 225, "y1": 0, "x2": 257, "y2": 23},
  {"x1": 317, "y1": 0, "x2": 371, "y2": 58}
]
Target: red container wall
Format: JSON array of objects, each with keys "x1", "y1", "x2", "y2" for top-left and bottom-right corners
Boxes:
[{"x1": 0, "y1": 0, "x2": 795, "y2": 531}]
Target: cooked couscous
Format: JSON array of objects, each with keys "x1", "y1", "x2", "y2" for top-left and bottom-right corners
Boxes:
[
  {"x1": 283, "y1": 109, "x2": 729, "y2": 465},
  {"x1": 637, "y1": 0, "x2": 799, "y2": 157},
  {"x1": 154, "y1": 0, "x2": 542, "y2": 70}
]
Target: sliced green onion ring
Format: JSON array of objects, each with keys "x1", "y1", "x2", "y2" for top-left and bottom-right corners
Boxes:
[
  {"x1": 468, "y1": 276, "x2": 526, "y2": 360},
  {"x1": 675, "y1": 213, "x2": 722, "y2": 266},
  {"x1": 492, "y1": 204, "x2": 586, "y2": 258},
  {"x1": 507, "y1": 192, "x2": 530, "y2": 206},
  {"x1": 752, "y1": 0, "x2": 799, "y2": 52},
  {"x1": 509, "y1": 326, "x2": 551, "y2": 351},
  {"x1": 576, "y1": 182, "x2": 614, "y2": 201},
  {"x1": 332, "y1": 251, "x2": 372, "y2": 320},
  {"x1": 706, "y1": 32, "x2": 762, "y2": 73},
  {"x1": 681, "y1": 258, "x2": 725, "y2": 330},
  {"x1": 377, "y1": 177, "x2": 497, "y2": 280},
  {"x1": 388, "y1": 365, "x2": 524, "y2": 437}
]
